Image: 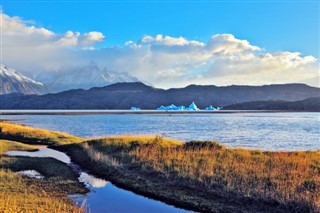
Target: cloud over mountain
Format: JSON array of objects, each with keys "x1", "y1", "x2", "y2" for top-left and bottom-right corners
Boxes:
[{"x1": 1, "y1": 12, "x2": 319, "y2": 89}]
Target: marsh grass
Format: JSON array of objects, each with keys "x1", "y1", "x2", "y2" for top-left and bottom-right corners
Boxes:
[
  {"x1": 0, "y1": 122, "x2": 83, "y2": 145},
  {"x1": 2, "y1": 122, "x2": 319, "y2": 212},
  {"x1": 0, "y1": 140, "x2": 36, "y2": 155},
  {"x1": 68, "y1": 137, "x2": 320, "y2": 212},
  {"x1": 0, "y1": 170, "x2": 86, "y2": 213},
  {"x1": 0, "y1": 139, "x2": 87, "y2": 213}
]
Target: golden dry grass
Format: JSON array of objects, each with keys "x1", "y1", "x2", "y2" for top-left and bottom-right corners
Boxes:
[
  {"x1": 89, "y1": 135, "x2": 182, "y2": 147},
  {"x1": 0, "y1": 170, "x2": 85, "y2": 213},
  {"x1": 80, "y1": 138, "x2": 320, "y2": 210},
  {"x1": 0, "y1": 140, "x2": 36, "y2": 155},
  {"x1": 0, "y1": 122, "x2": 83, "y2": 145},
  {"x1": 0, "y1": 139, "x2": 86, "y2": 213}
]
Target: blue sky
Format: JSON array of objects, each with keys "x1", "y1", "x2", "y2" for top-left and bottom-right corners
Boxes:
[
  {"x1": 1, "y1": 1, "x2": 319, "y2": 88},
  {"x1": 3, "y1": 1, "x2": 319, "y2": 57}
]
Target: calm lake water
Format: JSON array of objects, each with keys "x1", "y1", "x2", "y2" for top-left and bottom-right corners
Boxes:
[{"x1": 2, "y1": 112, "x2": 319, "y2": 151}]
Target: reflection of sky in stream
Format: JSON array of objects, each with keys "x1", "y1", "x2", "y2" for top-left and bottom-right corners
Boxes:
[
  {"x1": 18, "y1": 170, "x2": 44, "y2": 179},
  {"x1": 6, "y1": 148, "x2": 71, "y2": 164},
  {"x1": 75, "y1": 173, "x2": 191, "y2": 212},
  {"x1": 5, "y1": 148, "x2": 192, "y2": 212},
  {"x1": 79, "y1": 172, "x2": 107, "y2": 188},
  {"x1": 72, "y1": 181, "x2": 192, "y2": 213}
]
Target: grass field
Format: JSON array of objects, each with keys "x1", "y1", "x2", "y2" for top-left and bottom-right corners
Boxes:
[
  {"x1": 1, "y1": 122, "x2": 319, "y2": 212},
  {"x1": 59, "y1": 137, "x2": 320, "y2": 212}
]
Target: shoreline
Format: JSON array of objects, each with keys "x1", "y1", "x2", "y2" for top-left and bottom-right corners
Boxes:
[{"x1": 0, "y1": 109, "x2": 315, "y2": 115}]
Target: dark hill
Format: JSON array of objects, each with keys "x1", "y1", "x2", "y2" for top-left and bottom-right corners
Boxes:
[
  {"x1": 1, "y1": 82, "x2": 319, "y2": 109},
  {"x1": 224, "y1": 97, "x2": 320, "y2": 111}
]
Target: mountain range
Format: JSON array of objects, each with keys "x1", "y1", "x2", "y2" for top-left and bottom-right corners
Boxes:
[
  {"x1": 0, "y1": 63, "x2": 139, "y2": 94},
  {"x1": 36, "y1": 61, "x2": 139, "y2": 92},
  {"x1": 0, "y1": 64, "x2": 47, "y2": 95},
  {"x1": 1, "y1": 82, "x2": 319, "y2": 110}
]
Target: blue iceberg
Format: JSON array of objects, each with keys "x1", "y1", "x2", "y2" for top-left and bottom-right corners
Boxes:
[
  {"x1": 205, "y1": 105, "x2": 215, "y2": 110},
  {"x1": 205, "y1": 105, "x2": 221, "y2": 110},
  {"x1": 157, "y1": 101, "x2": 201, "y2": 111},
  {"x1": 157, "y1": 104, "x2": 185, "y2": 110},
  {"x1": 186, "y1": 102, "x2": 200, "y2": 110}
]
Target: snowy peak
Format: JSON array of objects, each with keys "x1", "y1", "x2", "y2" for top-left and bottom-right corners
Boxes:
[
  {"x1": 44, "y1": 62, "x2": 140, "y2": 92},
  {"x1": 0, "y1": 65, "x2": 43, "y2": 86},
  {"x1": 0, "y1": 64, "x2": 46, "y2": 94}
]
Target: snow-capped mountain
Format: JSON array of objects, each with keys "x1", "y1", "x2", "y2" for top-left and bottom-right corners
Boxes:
[
  {"x1": 39, "y1": 61, "x2": 140, "y2": 92},
  {"x1": 0, "y1": 64, "x2": 47, "y2": 94}
]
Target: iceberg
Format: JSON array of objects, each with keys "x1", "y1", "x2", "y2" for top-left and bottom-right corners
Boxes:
[
  {"x1": 130, "y1": 107, "x2": 141, "y2": 110},
  {"x1": 157, "y1": 101, "x2": 201, "y2": 111},
  {"x1": 186, "y1": 101, "x2": 200, "y2": 110},
  {"x1": 205, "y1": 105, "x2": 221, "y2": 110},
  {"x1": 157, "y1": 104, "x2": 185, "y2": 110},
  {"x1": 205, "y1": 105, "x2": 215, "y2": 110}
]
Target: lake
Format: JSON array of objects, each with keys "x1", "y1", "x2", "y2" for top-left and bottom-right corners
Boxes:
[{"x1": 1, "y1": 111, "x2": 319, "y2": 151}]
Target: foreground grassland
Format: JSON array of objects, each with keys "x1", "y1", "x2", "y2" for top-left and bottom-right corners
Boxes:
[
  {"x1": 59, "y1": 137, "x2": 320, "y2": 213},
  {"x1": 1, "y1": 122, "x2": 319, "y2": 212},
  {"x1": 0, "y1": 139, "x2": 87, "y2": 213}
]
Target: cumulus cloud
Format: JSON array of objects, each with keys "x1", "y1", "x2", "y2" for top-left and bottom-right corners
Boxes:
[
  {"x1": 117, "y1": 34, "x2": 319, "y2": 87},
  {"x1": 1, "y1": 13, "x2": 105, "y2": 71},
  {"x1": 139, "y1": 34, "x2": 204, "y2": 47},
  {"x1": 1, "y1": 12, "x2": 319, "y2": 88}
]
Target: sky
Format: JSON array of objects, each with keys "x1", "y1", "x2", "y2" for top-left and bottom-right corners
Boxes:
[{"x1": 1, "y1": 0, "x2": 319, "y2": 88}]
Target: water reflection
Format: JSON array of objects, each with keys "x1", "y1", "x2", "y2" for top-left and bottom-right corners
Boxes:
[
  {"x1": 72, "y1": 183, "x2": 192, "y2": 213},
  {"x1": 18, "y1": 170, "x2": 44, "y2": 179},
  {"x1": 79, "y1": 172, "x2": 107, "y2": 188},
  {"x1": 5, "y1": 148, "x2": 71, "y2": 164}
]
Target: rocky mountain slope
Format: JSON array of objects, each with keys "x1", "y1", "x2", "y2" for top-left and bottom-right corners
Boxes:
[{"x1": 0, "y1": 65, "x2": 47, "y2": 95}]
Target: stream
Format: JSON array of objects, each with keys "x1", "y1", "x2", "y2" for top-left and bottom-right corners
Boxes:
[{"x1": 5, "y1": 147, "x2": 191, "y2": 213}]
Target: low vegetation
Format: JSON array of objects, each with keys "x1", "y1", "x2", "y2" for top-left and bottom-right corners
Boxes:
[
  {"x1": 0, "y1": 140, "x2": 36, "y2": 154},
  {"x1": 0, "y1": 122, "x2": 83, "y2": 145},
  {"x1": 1, "y1": 122, "x2": 319, "y2": 212},
  {"x1": 0, "y1": 139, "x2": 87, "y2": 213},
  {"x1": 59, "y1": 136, "x2": 320, "y2": 212}
]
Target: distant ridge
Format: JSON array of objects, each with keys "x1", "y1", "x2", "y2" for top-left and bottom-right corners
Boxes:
[
  {"x1": 1, "y1": 82, "x2": 319, "y2": 110},
  {"x1": 224, "y1": 97, "x2": 320, "y2": 111}
]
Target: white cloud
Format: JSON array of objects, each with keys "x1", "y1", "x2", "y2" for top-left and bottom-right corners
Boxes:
[
  {"x1": 1, "y1": 12, "x2": 319, "y2": 88},
  {"x1": 1, "y1": 13, "x2": 54, "y2": 37},
  {"x1": 1, "y1": 13, "x2": 105, "y2": 71},
  {"x1": 139, "y1": 34, "x2": 204, "y2": 47},
  {"x1": 206, "y1": 34, "x2": 261, "y2": 55}
]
